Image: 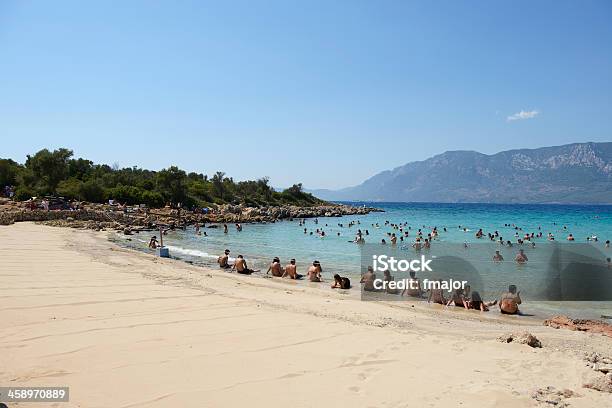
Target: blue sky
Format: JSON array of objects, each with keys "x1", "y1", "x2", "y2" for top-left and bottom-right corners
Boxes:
[{"x1": 1, "y1": 0, "x2": 611, "y2": 189}]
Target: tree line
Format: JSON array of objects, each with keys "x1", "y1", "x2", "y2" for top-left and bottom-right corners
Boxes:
[{"x1": 0, "y1": 148, "x2": 322, "y2": 208}]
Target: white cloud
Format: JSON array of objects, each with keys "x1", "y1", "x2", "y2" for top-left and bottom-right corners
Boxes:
[{"x1": 507, "y1": 110, "x2": 539, "y2": 122}]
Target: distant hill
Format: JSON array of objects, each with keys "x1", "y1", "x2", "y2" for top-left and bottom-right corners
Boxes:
[{"x1": 309, "y1": 142, "x2": 612, "y2": 204}]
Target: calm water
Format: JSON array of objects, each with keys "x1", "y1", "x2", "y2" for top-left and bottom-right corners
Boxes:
[{"x1": 116, "y1": 202, "x2": 612, "y2": 320}]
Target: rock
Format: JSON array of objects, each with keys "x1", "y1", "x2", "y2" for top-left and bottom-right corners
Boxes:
[
  {"x1": 531, "y1": 386, "x2": 577, "y2": 407},
  {"x1": 544, "y1": 315, "x2": 612, "y2": 338},
  {"x1": 585, "y1": 352, "x2": 602, "y2": 364},
  {"x1": 583, "y1": 373, "x2": 612, "y2": 393},
  {"x1": 498, "y1": 331, "x2": 542, "y2": 348},
  {"x1": 593, "y1": 364, "x2": 612, "y2": 374}
]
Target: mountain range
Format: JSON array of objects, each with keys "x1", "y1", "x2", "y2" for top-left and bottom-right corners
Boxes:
[{"x1": 308, "y1": 142, "x2": 612, "y2": 204}]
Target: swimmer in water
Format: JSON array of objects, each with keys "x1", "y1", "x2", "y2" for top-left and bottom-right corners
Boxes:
[
  {"x1": 493, "y1": 250, "x2": 504, "y2": 262},
  {"x1": 515, "y1": 249, "x2": 528, "y2": 264}
]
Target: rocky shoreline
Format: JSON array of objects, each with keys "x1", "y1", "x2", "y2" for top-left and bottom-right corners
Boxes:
[{"x1": 0, "y1": 199, "x2": 382, "y2": 232}]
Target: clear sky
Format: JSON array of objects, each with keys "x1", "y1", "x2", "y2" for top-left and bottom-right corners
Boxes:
[{"x1": 1, "y1": 1, "x2": 611, "y2": 189}]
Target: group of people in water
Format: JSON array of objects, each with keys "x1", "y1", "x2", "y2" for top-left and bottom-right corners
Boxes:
[{"x1": 144, "y1": 216, "x2": 612, "y2": 318}]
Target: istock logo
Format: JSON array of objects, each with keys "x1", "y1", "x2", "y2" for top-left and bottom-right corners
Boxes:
[{"x1": 371, "y1": 254, "x2": 433, "y2": 273}]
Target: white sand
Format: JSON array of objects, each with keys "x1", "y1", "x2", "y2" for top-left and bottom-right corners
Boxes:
[{"x1": 1, "y1": 223, "x2": 610, "y2": 408}]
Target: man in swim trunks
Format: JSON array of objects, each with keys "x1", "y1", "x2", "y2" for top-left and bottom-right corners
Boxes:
[
  {"x1": 232, "y1": 255, "x2": 258, "y2": 275},
  {"x1": 493, "y1": 250, "x2": 504, "y2": 262},
  {"x1": 499, "y1": 285, "x2": 522, "y2": 314},
  {"x1": 307, "y1": 260, "x2": 323, "y2": 282},
  {"x1": 515, "y1": 249, "x2": 528, "y2": 264},
  {"x1": 360, "y1": 266, "x2": 376, "y2": 291},
  {"x1": 282, "y1": 259, "x2": 303, "y2": 279},
  {"x1": 218, "y1": 249, "x2": 231, "y2": 269},
  {"x1": 266, "y1": 257, "x2": 284, "y2": 277}
]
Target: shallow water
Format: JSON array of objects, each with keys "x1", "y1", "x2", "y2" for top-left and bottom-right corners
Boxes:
[{"x1": 116, "y1": 202, "x2": 612, "y2": 320}]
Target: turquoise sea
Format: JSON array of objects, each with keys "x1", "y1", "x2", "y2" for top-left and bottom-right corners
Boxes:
[{"x1": 116, "y1": 202, "x2": 612, "y2": 320}]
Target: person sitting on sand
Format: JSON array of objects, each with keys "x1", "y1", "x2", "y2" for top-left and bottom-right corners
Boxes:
[
  {"x1": 232, "y1": 255, "x2": 258, "y2": 275},
  {"x1": 446, "y1": 288, "x2": 468, "y2": 309},
  {"x1": 493, "y1": 250, "x2": 504, "y2": 262},
  {"x1": 499, "y1": 285, "x2": 522, "y2": 315},
  {"x1": 402, "y1": 271, "x2": 422, "y2": 298},
  {"x1": 282, "y1": 259, "x2": 303, "y2": 279},
  {"x1": 266, "y1": 257, "x2": 284, "y2": 277},
  {"x1": 217, "y1": 249, "x2": 231, "y2": 269},
  {"x1": 427, "y1": 279, "x2": 447, "y2": 305},
  {"x1": 148, "y1": 236, "x2": 159, "y2": 249},
  {"x1": 307, "y1": 260, "x2": 323, "y2": 282},
  {"x1": 331, "y1": 274, "x2": 351, "y2": 289},
  {"x1": 469, "y1": 291, "x2": 497, "y2": 311},
  {"x1": 515, "y1": 249, "x2": 528, "y2": 264},
  {"x1": 383, "y1": 270, "x2": 399, "y2": 294},
  {"x1": 360, "y1": 266, "x2": 376, "y2": 291}
]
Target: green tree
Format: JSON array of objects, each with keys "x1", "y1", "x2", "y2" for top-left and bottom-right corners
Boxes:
[
  {"x1": 156, "y1": 166, "x2": 187, "y2": 204},
  {"x1": 25, "y1": 148, "x2": 73, "y2": 194},
  {"x1": 211, "y1": 171, "x2": 226, "y2": 200},
  {"x1": 80, "y1": 179, "x2": 105, "y2": 202},
  {"x1": 0, "y1": 158, "x2": 22, "y2": 187}
]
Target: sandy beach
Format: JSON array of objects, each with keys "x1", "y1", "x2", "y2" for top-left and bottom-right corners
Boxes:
[{"x1": 1, "y1": 223, "x2": 611, "y2": 408}]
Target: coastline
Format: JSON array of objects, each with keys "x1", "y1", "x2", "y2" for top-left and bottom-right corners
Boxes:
[
  {"x1": 0, "y1": 198, "x2": 382, "y2": 230},
  {"x1": 1, "y1": 222, "x2": 611, "y2": 407}
]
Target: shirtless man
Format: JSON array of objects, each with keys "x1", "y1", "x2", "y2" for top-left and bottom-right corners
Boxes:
[
  {"x1": 515, "y1": 249, "x2": 528, "y2": 264},
  {"x1": 232, "y1": 255, "x2": 258, "y2": 275},
  {"x1": 499, "y1": 284, "x2": 522, "y2": 314},
  {"x1": 266, "y1": 257, "x2": 284, "y2": 277},
  {"x1": 360, "y1": 266, "x2": 376, "y2": 291},
  {"x1": 307, "y1": 260, "x2": 323, "y2": 282},
  {"x1": 282, "y1": 259, "x2": 303, "y2": 279},
  {"x1": 217, "y1": 249, "x2": 231, "y2": 269},
  {"x1": 492, "y1": 250, "x2": 504, "y2": 262},
  {"x1": 402, "y1": 271, "x2": 422, "y2": 297}
]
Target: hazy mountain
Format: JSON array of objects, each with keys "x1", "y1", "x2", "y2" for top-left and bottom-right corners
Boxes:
[{"x1": 309, "y1": 142, "x2": 612, "y2": 204}]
